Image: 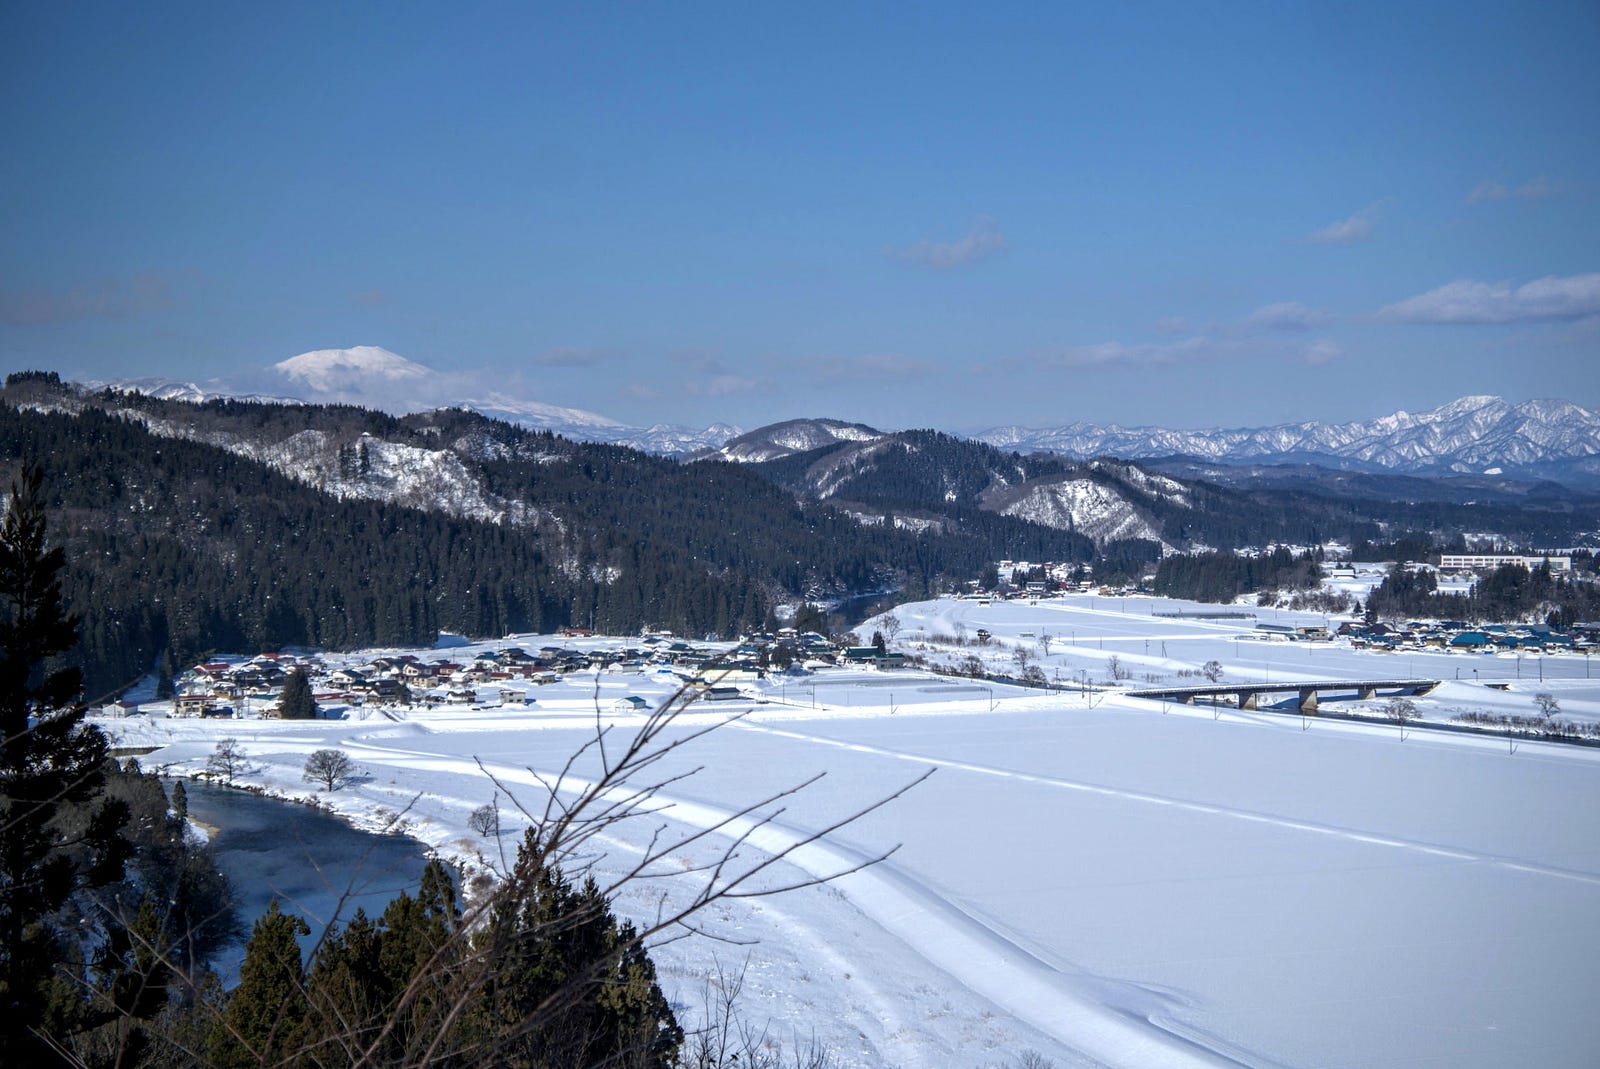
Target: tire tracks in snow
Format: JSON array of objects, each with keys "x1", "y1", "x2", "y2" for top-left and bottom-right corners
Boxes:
[
  {"x1": 342, "y1": 733, "x2": 1251, "y2": 1068},
  {"x1": 733, "y1": 722, "x2": 1600, "y2": 888}
]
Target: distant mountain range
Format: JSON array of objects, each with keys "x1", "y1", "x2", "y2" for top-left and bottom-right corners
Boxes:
[
  {"x1": 82, "y1": 350, "x2": 1600, "y2": 485},
  {"x1": 976, "y1": 396, "x2": 1600, "y2": 485}
]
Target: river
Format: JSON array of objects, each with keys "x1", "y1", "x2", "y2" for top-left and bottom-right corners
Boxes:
[{"x1": 181, "y1": 781, "x2": 435, "y2": 978}]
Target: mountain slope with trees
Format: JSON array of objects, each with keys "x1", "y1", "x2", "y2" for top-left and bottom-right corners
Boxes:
[{"x1": 1, "y1": 376, "x2": 1081, "y2": 695}]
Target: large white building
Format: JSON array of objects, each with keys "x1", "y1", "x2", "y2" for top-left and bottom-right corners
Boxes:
[{"x1": 1437, "y1": 554, "x2": 1572, "y2": 574}]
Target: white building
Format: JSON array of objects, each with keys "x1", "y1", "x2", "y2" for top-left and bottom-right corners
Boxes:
[{"x1": 1437, "y1": 554, "x2": 1572, "y2": 574}]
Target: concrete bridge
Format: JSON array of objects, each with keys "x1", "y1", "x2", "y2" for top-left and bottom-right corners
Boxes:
[{"x1": 1126, "y1": 678, "x2": 1440, "y2": 713}]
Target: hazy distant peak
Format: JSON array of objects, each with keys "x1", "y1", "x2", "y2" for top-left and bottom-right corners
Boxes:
[{"x1": 274, "y1": 346, "x2": 432, "y2": 391}]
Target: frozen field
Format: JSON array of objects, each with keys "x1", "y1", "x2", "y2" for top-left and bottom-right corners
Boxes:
[{"x1": 99, "y1": 593, "x2": 1600, "y2": 1068}]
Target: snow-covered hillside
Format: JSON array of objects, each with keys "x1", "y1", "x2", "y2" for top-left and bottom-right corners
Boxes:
[
  {"x1": 116, "y1": 405, "x2": 552, "y2": 527},
  {"x1": 990, "y1": 476, "x2": 1169, "y2": 545}
]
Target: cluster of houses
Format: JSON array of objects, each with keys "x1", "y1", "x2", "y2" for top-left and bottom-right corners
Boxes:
[
  {"x1": 1338, "y1": 620, "x2": 1599, "y2": 655},
  {"x1": 128, "y1": 627, "x2": 898, "y2": 719}
]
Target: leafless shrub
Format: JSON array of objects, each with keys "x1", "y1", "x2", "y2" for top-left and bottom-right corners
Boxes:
[
  {"x1": 204, "y1": 738, "x2": 248, "y2": 784},
  {"x1": 302, "y1": 748, "x2": 355, "y2": 791},
  {"x1": 682, "y1": 958, "x2": 838, "y2": 1069},
  {"x1": 1382, "y1": 697, "x2": 1419, "y2": 739},
  {"x1": 468, "y1": 801, "x2": 500, "y2": 838}
]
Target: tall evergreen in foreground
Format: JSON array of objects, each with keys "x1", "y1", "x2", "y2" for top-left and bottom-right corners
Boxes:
[
  {"x1": 201, "y1": 848, "x2": 680, "y2": 1068},
  {"x1": 0, "y1": 464, "x2": 130, "y2": 1063}
]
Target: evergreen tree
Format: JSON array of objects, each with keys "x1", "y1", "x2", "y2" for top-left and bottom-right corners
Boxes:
[
  {"x1": 278, "y1": 667, "x2": 316, "y2": 719},
  {"x1": 169, "y1": 778, "x2": 187, "y2": 822},
  {"x1": 475, "y1": 830, "x2": 680, "y2": 1068},
  {"x1": 0, "y1": 464, "x2": 130, "y2": 1062},
  {"x1": 208, "y1": 900, "x2": 310, "y2": 1069}
]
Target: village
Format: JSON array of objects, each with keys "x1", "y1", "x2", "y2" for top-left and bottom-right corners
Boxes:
[
  {"x1": 107, "y1": 626, "x2": 911, "y2": 721},
  {"x1": 101, "y1": 548, "x2": 1600, "y2": 723}
]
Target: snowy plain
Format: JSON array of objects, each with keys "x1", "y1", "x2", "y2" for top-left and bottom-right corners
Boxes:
[{"x1": 97, "y1": 591, "x2": 1600, "y2": 1068}]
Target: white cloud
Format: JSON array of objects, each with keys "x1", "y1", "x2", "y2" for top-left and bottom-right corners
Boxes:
[
  {"x1": 1376, "y1": 273, "x2": 1600, "y2": 324},
  {"x1": 1046, "y1": 336, "x2": 1211, "y2": 368},
  {"x1": 700, "y1": 374, "x2": 763, "y2": 397},
  {"x1": 1309, "y1": 201, "x2": 1388, "y2": 245},
  {"x1": 1242, "y1": 301, "x2": 1331, "y2": 333},
  {"x1": 1466, "y1": 176, "x2": 1555, "y2": 204},
  {"x1": 889, "y1": 215, "x2": 1007, "y2": 270},
  {"x1": 1304, "y1": 339, "x2": 1341, "y2": 365},
  {"x1": 532, "y1": 347, "x2": 619, "y2": 368}
]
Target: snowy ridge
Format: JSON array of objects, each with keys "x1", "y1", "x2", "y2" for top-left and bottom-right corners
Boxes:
[
  {"x1": 453, "y1": 396, "x2": 627, "y2": 437},
  {"x1": 1088, "y1": 458, "x2": 1192, "y2": 505},
  {"x1": 808, "y1": 440, "x2": 897, "y2": 499},
  {"x1": 977, "y1": 395, "x2": 1600, "y2": 474},
  {"x1": 86, "y1": 377, "x2": 302, "y2": 406},
  {"x1": 116, "y1": 408, "x2": 553, "y2": 527},
  {"x1": 607, "y1": 421, "x2": 743, "y2": 456},
  {"x1": 697, "y1": 418, "x2": 884, "y2": 463},
  {"x1": 993, "y1": 477, "x2": 1170, "y2": 547}
]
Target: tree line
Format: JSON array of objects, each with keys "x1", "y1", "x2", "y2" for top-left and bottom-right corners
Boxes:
[
  {"x1": 1151, "y1": 547, "x2": 1325, "y2": 603},
  {"x1": 1364, "y1": 560, "x2": 1600, "y2": 626}
]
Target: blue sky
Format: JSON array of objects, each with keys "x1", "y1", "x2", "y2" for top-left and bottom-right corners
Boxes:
[{"x1": 2, "y1": 2, "x2": 1597, "y2": 432}]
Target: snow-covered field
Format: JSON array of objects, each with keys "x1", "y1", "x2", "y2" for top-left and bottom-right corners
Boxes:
[{"x1": 97, "y1": 593, "x2": 1600, "y2": 1068}]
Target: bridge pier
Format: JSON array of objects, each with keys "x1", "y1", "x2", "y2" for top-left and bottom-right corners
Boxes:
[
  {"x1": 1358, "y1": 686, "x2": 1376, "y2": 700},
  {"x1": 1298, "y1": 688, "x2": 1319, "y2": 713},
  {"x1": 1238, "y1": 690, "x2": 1258, "y2": 710}
]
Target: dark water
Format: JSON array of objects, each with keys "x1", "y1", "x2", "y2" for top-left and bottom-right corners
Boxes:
[{"x1": 182, "y1": 781, "x2": 433, "y2": 974}]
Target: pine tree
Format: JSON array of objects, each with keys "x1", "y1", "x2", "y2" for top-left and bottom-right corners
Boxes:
[
  {"x1": 476, "y1": 830, "x2": 680, "y2": 1068},
  {"x1": 278, "y1": 666, "x2": 316, "y2": 719},
  {"x1": 0, "y1": 464, "x2": 130, "y2": 1061},
  {"x1": 169, "y1": 778, "x2": 187, "y2": 822},
  {"x1": 208, "y1": 900, "x2": 310, "y2": 1069}
]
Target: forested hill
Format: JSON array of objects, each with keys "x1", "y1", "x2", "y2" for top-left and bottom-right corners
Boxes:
[
  {"x1": 0, "y1": 377, "x2": 1091, "y2": 695},
  {"x1": 739, "y1": 425, "x2": 1600, "y2": 552}
]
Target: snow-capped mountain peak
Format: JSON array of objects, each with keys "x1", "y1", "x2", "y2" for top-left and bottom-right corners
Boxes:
[{"x1": 274, "y1": 346, "x2": 433, "y2": 391}]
